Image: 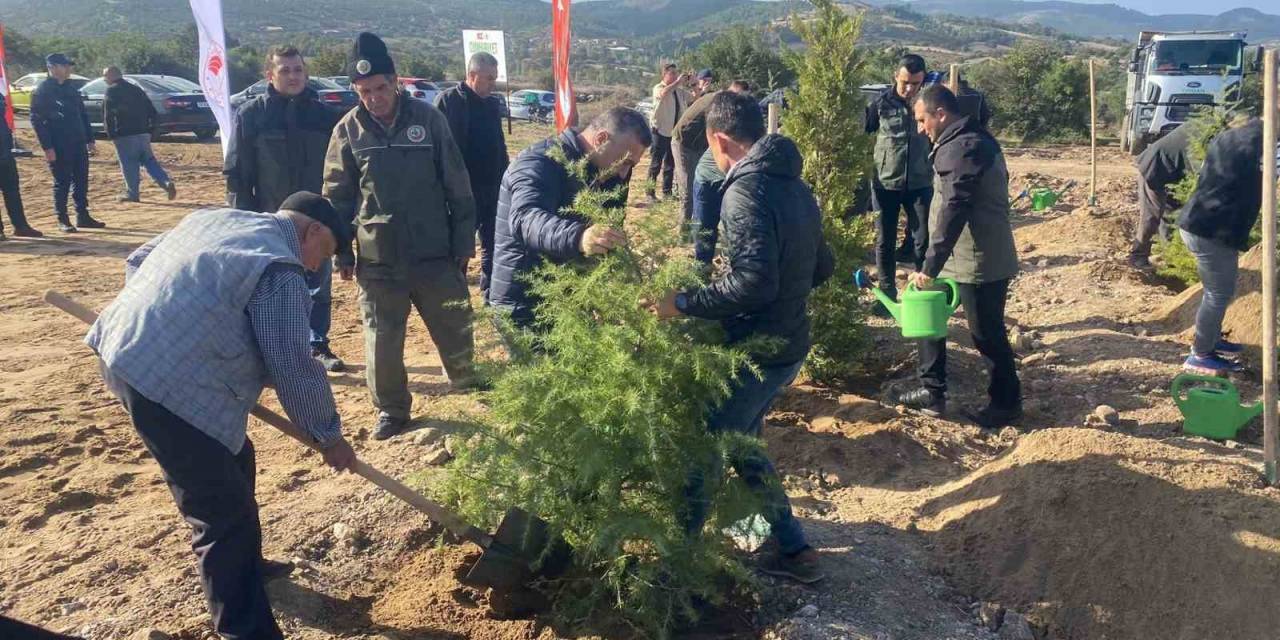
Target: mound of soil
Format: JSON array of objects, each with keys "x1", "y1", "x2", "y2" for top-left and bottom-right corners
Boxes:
[
  {"x1": 918, "y1": 428, "x2": 1280, "y2": 640},
  {"x1": 1154, "y1": 244, "x2": 1264, "y2": 349}
]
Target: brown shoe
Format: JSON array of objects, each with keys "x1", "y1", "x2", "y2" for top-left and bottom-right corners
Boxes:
[
  {"x1": 164, "y1": 181, "x2": 177, "y2": 201},
  {"x1": 12, "y1": 226, "x2": 44, "y2": 238},
  {"x1": 758, "y1": 547, "x2": 824, "y2": 584}
]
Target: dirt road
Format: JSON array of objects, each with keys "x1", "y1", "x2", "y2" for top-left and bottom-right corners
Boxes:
[{"x1": 3, "y1": 127, "x2": 1279, "y2": 640}]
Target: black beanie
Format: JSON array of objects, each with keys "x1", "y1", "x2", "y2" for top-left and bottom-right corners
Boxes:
[
  {"x1": 279, "y1": 191, "x2": 351, "y2": 247},
  {"x1": 348, "y1": 32, "x2": 395, "y2": 81}
]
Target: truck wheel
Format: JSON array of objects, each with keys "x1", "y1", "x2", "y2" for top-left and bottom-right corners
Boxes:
[
  {"x1": 194, "y1": 128, "x2": 217, "y2": 141},
  {"x1": 1130, "y1": 135, "x2": 1147, "y2": 156}
]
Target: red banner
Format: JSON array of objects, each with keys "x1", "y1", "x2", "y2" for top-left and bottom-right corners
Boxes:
[
  {"x1": 0, "y1": 24, "x2": 14, "y2": 132},
  {"x1": 551, "y1": 0, "x2": 577, "y2": 132}
]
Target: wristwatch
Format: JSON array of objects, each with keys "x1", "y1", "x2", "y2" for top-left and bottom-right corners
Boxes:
[{"x1": 674, "y1": 292, "x2": 690, "y2": 314}]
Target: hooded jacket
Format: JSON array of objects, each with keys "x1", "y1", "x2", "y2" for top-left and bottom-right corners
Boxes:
[
  {"x1": 922, "y1": 115, "x2": 1019, "y2": 284},
  {"x1": 488, "y1": 129, "x2": 630, "y2": 326},
  {"x1": 225, "y1": 85, "x2": 340, "y2": 213},
  {"x1": 1179, "y1": 119, "x2": 1265, "y2": 251},
  {"x1": 681, "y1": 134, "x2": 835, "y2": 367}
]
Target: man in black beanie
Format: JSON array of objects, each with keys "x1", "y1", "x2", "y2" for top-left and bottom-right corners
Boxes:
[{"x1": 323, "y1": 32, "x2": 480, "y2": 441}]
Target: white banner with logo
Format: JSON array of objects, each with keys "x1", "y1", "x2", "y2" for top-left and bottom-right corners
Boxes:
[
  {"x1": 462, "y1": 30, "x2": 507, "y2": 84},
  {"x1": 189, "y1": 0, "x2": 233, "y2": 156}
]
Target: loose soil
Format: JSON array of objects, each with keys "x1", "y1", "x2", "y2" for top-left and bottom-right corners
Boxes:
[{"x1": 2, "y1": 129, "x2": 1278, "y2": 640}]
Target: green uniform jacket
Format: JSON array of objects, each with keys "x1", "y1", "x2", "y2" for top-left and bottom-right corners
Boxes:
[
  {"x1": 324, "y1": 95, "x2": 476, "y2": 280},
  {"x1": 866, "y1": 88, "x2": 933, "y2": 192}
]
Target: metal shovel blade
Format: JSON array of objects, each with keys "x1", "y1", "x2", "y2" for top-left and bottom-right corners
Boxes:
[{"x1": 463, "y1": 506, "x2": 571, "y2": 591}]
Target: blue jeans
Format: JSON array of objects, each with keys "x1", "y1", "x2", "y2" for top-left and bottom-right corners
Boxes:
[
  {"x1": 691, "y1": 177, "x2": 723, "y2": 264},
  {"x1": 113, "y1": 134, "x2": 171, "y2": 199},
  {"x1": 1181, "y1": 229, "x2": 1239, "y2": 356},
  {"x1": 306, "y1": 259, "x2": 333, "y2": 349},
  {"x1": 683, "y1": 359, "x2": 808, "y2": 555}
]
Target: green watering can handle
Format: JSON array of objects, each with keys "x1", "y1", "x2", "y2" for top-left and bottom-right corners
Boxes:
[
  {"x1": 1170, "y1": 373, "x2": 1232, "y2": 408},
  {"x1": 906, "y1": 278, "x2": 961, "y2": 312}
]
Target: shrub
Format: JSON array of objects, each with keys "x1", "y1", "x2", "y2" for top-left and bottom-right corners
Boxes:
[
  {"x1": 442, "y1": 154, "x2": 764, "y2": 637},
  {"x1": 965, "y1": 41, "x2": 1091, "y2": 142},
  {"x1": 682, "y1": 25, "x2": 795, "y2": 95},
  {"x1": 784, "y1": 0, "x2": 877, "y2": 382}
]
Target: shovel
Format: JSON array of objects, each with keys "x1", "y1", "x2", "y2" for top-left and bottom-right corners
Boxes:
[{"x1": 43, "y1": 289, "x2": 569, "y2": 596}]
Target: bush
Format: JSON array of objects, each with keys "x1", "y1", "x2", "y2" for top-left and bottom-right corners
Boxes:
[
  {"x1": 442, "y1": 156, "x2": 763, "y2": 637},
  {"x1": 784, "y1": 0, "x2": 876, "y2": 382},
  {"x1": 682, "y1": 25, "x2": 795, "y2": 95},
  {"x1": 966, "y1": 41, "x2": 1091, "y2": 142}
]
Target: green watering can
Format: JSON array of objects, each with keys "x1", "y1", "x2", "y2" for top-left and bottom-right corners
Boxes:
[
  {"x1": 1171, "y1": 374, "x2": 1262, "y2": 440},
  {"x1": 853, "y1": 269, "x2": 961, "y2": 339}
]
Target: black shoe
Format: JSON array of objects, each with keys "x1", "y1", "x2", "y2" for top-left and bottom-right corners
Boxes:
[
  {"x1": 373, "y1": 414, "x2": 408, "y2": 441},
  {"x1": 1127, "y1": 253, "x2": 1152, "y2": 270},
  {"x1": 896, "y1": 387, "x2": 946, "y2": 417},
  {"x1": 758, "y1": 547, "x2": 824, "y2": 584},
  {"x1": 260, "y1": 558, "x2": 294, "y2": 582},
  {"x1": 894, "y1": 246, "x2": 916, "y2": 264},
  {"x1": 12, "y1": 226, "x2": 43, "y2": 238},
  {"x1": 76, "y1": 216, "x2": 106, "y2": 229},
  {"x1": 312, "y1": 347, "x2": 345, "y2": 372},
  {"x1": 164, "y1": 181, "x2": 177, "y2": 201},
  {"x1": 963, "y1": 404, "x2": 1023, "y2": 429},
  {"x1": 58, "y1": 218, "x2": 77, "y2": 233}
]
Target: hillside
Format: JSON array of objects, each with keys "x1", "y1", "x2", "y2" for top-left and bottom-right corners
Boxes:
[{"x1": 887, "y1": 0, "x2": 1280, "y2": 41}]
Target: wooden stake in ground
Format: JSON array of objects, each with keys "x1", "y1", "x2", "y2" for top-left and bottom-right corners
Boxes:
[
  {"x1": 1263, "y1": 48, "x2": 1278, "y2": 485},
  {"x1": 948, "y1": 64, "x2": 959, "y2": 94},
  {"x1": 768, "y1": 102, "x2": 780, "y2": 135},
  {"x1": 1089, "y1": 58, "x2": 1098, "y2": 206}
]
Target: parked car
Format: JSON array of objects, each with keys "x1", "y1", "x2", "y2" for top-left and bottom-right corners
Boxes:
[
  {"x1": 9, "y1": 72, "x2": 90, "y2": 112},
  {"x1": 435, "y1": 80, "x2": 459, "y2": 93},
  {"x1": 80, "y1": 74, "x2": 218, "y2": 140},
  {"x1": 326, "y1": 76, "x2": 351, "y2": 89},
  {"x1": 399, "y1": 78, "x2": 440, "y2": 104},
  {"x1": 493, "y1": 92, "x2": 509, "y2": 117},
  {"x1": 510, "y1": 89, "x2": 556, "y2": 121},
  {"x1": 230, "y1": 77, "x2": 359, "y2": 116},
  {"x1": 635, "y1": 98, "x2": 654, "y2": 123}
]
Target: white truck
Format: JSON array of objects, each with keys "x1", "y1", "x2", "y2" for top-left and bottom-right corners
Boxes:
[{"x1": 1120, "y1": 31, "x2": 1253, "y2": 155}]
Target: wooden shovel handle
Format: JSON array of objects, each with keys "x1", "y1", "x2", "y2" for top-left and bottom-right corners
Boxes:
[{"x1": 43, "y1": 290, "x2": 493, "y2": 548}]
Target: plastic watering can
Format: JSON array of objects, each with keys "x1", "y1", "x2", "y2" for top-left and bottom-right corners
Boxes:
[
  {"x1": 853, "y1": 269, "x2": 960, "y2": 339},
  {"x1": 1171, "y1": 374, "x2": 1262, "y2": 440}
]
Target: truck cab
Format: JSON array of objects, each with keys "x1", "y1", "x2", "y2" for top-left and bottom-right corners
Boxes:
[{"x1": 1121, "y1": 31, "x2": 1250, "y2": 155}]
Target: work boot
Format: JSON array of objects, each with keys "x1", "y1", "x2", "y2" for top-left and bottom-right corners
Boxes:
[
  {"x1": 260, "y1": 558, "x2": 295, "y2": 582},
  {"x1": 1127, "y1": 253, "x2": 1153, "y2": 270},
  {"x1": 894, "y1": 245, "x2": 916, "y2": 264},
  {"x1": 758, "y1": 547, "x2": 824, "y2": 584},
  {"x1": 896, "y1": 387, "x2": 946, "y2": 417},
  {"x1": 118, "y1": 194, "x2": 139, "y2": 203},
  {"x1": 76, "y1": 215, "x2": 106, "y2": 229},
  {"x1": 373, "y1": 413, "x2": 408, "y2": 441},
  {"x1": 57, "y1": 216, "x2": 77, "y2": 233},
  {"x1": 164, "y1": 181, "x2": 178, "y2": 201},
  {"x1": 963, "y1": 404, "x2": 1023, "y2": 429},
  {"x1": 12, "y1": 226, "x2": 44, "y2": 238},
  {"x1": 311, "y1": 346, "x2": 345, "y2": 372}
]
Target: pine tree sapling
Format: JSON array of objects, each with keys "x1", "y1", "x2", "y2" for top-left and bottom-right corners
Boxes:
[
  {"x1": 785, "y1": 0, "x2": 877, "y2": 382},
  {"x1": 442, "y1": 152, "x2": 766, "y2": 637}
]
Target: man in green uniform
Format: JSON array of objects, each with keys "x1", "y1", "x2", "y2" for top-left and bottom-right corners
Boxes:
[{"x1": 323, "y1": 32, "x2": 479, "y2": 440}]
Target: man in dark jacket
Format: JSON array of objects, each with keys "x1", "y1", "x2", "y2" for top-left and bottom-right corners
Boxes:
[
  {"x1": 681, "y1": 79, "x2": 751, "y2": 258},
  {"x1": 488, "y1": 106, "x2": 650, "y2": 328},
  {"x1": 1129, "y1": 123, "x2": 1191, "y2": 269},
  {"x1": 226, "y1": 46, "x2": 345, "y2": 372},
  {"x1": 102, "y1": 66, "x2": 177, "y2": 203},
  {"x1": 31, "y1": 53, "x2": 103, "y2": 233},
  {"x1": 0, "y1": 93, "x2": 41, "y2": 240},
  {"x1": 670, "y1": 68, "x2": 717, "y2": 222},
  {"x1": 902, "y1": 84, "x2": 1021, "y2": 429},
  {"x1": 1176, "y1": 118, "x2": 1269, "y2": 375},
  {"x1": 324, "y1": 33, "x2": 479, "y2": 440},
  {"x1": 655, "y1": 91, "x2": 834, "y2": 585},
  {"x1": 866, "y1": 54, "x2": 933, "y2": 289},
  {"x1": 435, "y1": 51, "x2": 509, "y2": 298}
]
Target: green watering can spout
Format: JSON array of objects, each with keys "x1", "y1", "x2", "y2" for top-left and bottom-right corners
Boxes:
[
  {"x1": 1171, "y1": 373, "x2": 1262, "y2": 440},
  {"x1": 871, "y1": 286, "x2": 903, "y2": 324}
]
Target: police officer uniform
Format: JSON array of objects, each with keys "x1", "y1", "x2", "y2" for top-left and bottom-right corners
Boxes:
[
  {"x1": 31, "y1": 53, "x2": 102, "y2": 232},
  {"x1": 323, "y1": 33, "x2": 479, "y2": 440}
]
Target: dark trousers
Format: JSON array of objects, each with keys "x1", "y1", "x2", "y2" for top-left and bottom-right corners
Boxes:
[
  {"x1": 0, "y1": 615, "x2": 82, "y2": 639},
  {"x1": 1132, "y1": 178, "x2": 1173, "y2": 258},
  {"x1": 646, "y1": 131, "x2": 675, "y2": 196},
  {"x1": 918, "y1": 278, "x2": 1021, "y2": 410},
  {"x1": 119, "y1": 384, "x2": 283, "y2": 640},
  {"x1": 691, "y1": 176, "x2": 724, "y2": 264},
  {"x1": 49, "y1": 145, "x2": 91, "y2": 219},
  {"x1": 0, "y1": 158, "x2": 30, "y2": 231},
  {"x1": 875, "y1": 187, "x2": 932, "y2": 291},
  {"x1": 475, "y1": 183, "x2": 500, "y2": 297}
]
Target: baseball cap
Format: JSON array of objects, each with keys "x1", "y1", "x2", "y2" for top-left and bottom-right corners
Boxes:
[
  {"x1": 46, "y1": 53, "x2": 74, "y2": 66},
  {"x1": 279, "y1": 191, "x2": 352, "y2": 247},
  {"x1": 695, "y1": 69, "x2": 714, "y2": 81}
]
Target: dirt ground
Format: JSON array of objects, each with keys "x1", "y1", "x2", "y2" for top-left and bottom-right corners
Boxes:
[{"x1": 3, "y1": 125, "x2": 1280, "y2": 640}]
